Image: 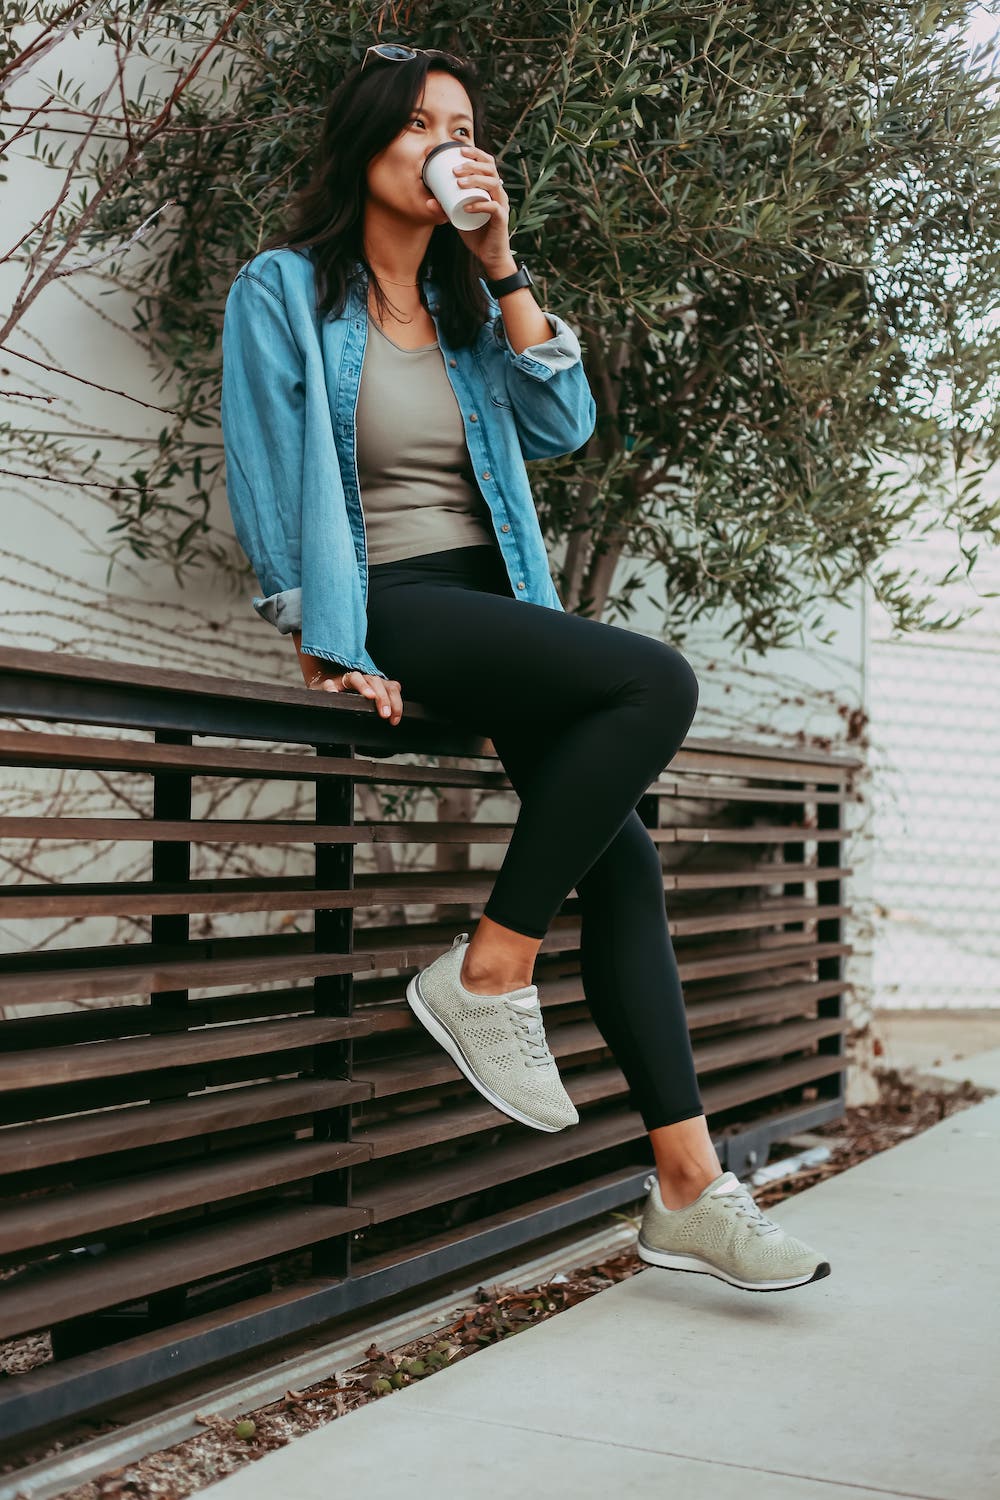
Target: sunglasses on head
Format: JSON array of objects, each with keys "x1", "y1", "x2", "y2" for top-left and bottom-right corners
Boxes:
[{"x1": 361, "y1": 43, "x2": 465, "y2": 71}]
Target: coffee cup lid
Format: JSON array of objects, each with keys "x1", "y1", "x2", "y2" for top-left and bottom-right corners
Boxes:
[{"x1": 420, "y1": 139, "x2": 463, "y2": 186}]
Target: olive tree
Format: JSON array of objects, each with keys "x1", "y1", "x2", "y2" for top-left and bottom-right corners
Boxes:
[{"x1": 3, "y1": 0, "x2": 1000, "y2": 652}]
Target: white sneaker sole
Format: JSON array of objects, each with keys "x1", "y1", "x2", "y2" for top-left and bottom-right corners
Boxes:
[
  {"x1": 636, "y1": 1238, "x2": 831, "y2": 1291},
  {"x1": 405, "y1": 969, "x2": 575, "y2": 1133}
]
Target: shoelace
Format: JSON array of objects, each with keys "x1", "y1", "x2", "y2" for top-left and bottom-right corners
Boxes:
[
  {"x1": 505, "y1": 998, "x2": 553, "y2": 1066},
  {"x1": 718, "y1": 1183, "x2": 782, "y2": 1236}
]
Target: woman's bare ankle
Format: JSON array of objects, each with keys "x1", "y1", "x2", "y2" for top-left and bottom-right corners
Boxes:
[
  {"x1": 459, "y1": 951, "x2": 534, "y2": 993},
  {"x1": 657, "y1": 1167, "x2": 720, "y2": 1210},
  {"x1": 648, "y1": 1114, "x2": 724, "y2": 1208},
  {"x1": 460, "y1": 916, "x2": 541, "y2": 994}
]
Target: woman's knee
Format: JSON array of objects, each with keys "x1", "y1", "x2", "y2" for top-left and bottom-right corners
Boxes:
[{"x1": 637, "y1": 641, "x2": 699, "y2": 736}]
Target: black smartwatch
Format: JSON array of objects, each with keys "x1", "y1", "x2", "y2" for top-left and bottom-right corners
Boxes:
[{"x1": 485, "y1": 258, "x2": 534, "y2": 298}]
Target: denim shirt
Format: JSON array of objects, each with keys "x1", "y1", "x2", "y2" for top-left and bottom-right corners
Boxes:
[{"x1": 220, "y1": 247, "x2": 597, "y2": 678}]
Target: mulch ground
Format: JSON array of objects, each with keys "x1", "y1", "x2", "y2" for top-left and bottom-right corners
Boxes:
[{"x1": 2, "y1": 1063, "x2": 992, "y2": 1500}]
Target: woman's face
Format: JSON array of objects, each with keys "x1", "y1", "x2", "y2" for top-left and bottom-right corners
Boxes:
[{"x1": 366, "y1": 68, "x2": 476, "y2": 225}]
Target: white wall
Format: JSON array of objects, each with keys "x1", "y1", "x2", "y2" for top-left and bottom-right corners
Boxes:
[{"x1": 866, "y1": 482, "x2": 1000, "y2": 1010}]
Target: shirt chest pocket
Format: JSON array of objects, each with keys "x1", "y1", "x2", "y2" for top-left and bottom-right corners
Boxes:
[{"x1": 472, "y1": 317, "x2": 513, "y2": 409}]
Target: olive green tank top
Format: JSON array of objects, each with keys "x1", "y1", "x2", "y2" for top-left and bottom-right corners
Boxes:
[{"x1": 355, "y1": 320, "x2": 497, "y2": 566}]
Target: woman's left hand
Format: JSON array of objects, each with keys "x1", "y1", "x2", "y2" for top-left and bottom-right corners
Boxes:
[{"x1": 426, "y1": 145, "x2": 511, "y2": 269}]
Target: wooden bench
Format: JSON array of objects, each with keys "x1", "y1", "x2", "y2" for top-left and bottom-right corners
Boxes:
[{"x1": 0, "y1": 644, "x2": 860, "y2": 1444}]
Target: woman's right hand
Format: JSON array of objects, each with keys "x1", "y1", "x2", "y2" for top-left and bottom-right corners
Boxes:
[{"x1": 306, "y1": 668, "x2": 403, "y2": 726}]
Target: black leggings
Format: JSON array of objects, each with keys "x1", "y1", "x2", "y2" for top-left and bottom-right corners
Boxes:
[{"x1": 364, "y1": 541, "x2": 705, "y2": 1132}]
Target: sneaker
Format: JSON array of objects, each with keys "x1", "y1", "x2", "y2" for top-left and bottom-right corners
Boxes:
[
  {"x1": 405, "y1": 932, "x2": 579, "y2": 1132},
  {"x1": 636, "y1": 1169, "x2": 831, "y2": 1292}
]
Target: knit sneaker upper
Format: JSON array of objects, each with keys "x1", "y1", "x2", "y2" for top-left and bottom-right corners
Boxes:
[
  {"x1": 416, "y1": 933, "x2": 578, "y2": 1130},
  {"x1": 639, "y1": 1170, "x2": 826, "y2": 1279}
]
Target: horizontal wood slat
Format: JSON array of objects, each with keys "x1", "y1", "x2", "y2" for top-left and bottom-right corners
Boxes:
[
  {"x1": 0, "y1": 644, "x2": 455, "y2": 730},
  {"x1": 0, "y1": 991, "x2": 329, "y2": 1049},
  {"x1": 689, "y1": 978, "x2": 845, "y2": 1029},
  {"x1": 672, "y1": 863, "x2": 851, "y2": 889},
  {"x1": 0, "y1": 1141, "x2": 373, "y2": 1257},
  {"x1": 672, "y1": 902, "x2": 849, "y2": 936},
  {"x1": 679, "y1": 940, "x2": 850, "y2": 983},
  {"x1": 0, "y1": 951, "x2": 365, "y2": 1008},
  {"x1": 0, "y1": 727, "x2": 508, "y2": 789},
  {"x1": 0, "y1": 818, "x2": 561, "y2": 847},
  {"x1": 0, "y1": 1202, "x2": 371, "y2": 1341},
  {"x1": 0, "y1": 924, "x2": 453, "y2": 1005},
  {"x1": 0, "y1": 872, "x2": 850, "y2": 923},
  {"x1": 0, "y1": 1079, "x2": 372, "y2": 1174},
  {"x1": 0, "y1": 870, "x2": 847, "y2": 933},
  {"x1": 693, "y1": 1014, "x2": 846, "y2": 1072},
  {"x1": 0, "y1": 914, "x2": 832, "y2": 970},
  {"x1": 670, "y1": 744, "x2": 857, "y2": 781},
  {"x1": 0, "y1": 818, "x2": 417, "y2": 845},
  {"x1": 652, "y1": 776, "x2": 853, "y2": 804},
  {"x1": 671, "y1": 826, "x2": 846, "y2": 844},
  {"x1": 0, "y1": 817, "x2": 849, "y2": 846},
  {"x1": 0, "y1": 875, "x2": 501, "y2": 922},
  {"x1": 0, "y1": 1015, "x2": 371, "y2": 1092},
  {"x1": 0, "y1": 926, "x2": 851, "y2": 1008},
  {"x1": 0, "y1": 879, "x2": 325, "y2": 922},
  {"x1": 699, "y1": 1051, "x2": 846, "y2": 1116}
]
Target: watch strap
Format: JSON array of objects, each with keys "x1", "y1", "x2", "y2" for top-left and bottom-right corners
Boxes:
[{"x1": 486, "y1": 259, "x2": 533, "y2": 297}]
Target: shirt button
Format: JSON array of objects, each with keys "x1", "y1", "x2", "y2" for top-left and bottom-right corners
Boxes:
[
  {"x1": 517, "y1": 581, "x2": 526, "y2": 589},
  {"x1": 469, "y1": 412, "x2": 478, "y2": 422},
  {"x1": 449, "y1": 358, "x2": 457, "y2": 367},
  {"x1": 482, "y1": 470, "x2": 491, "y2": 480},
  {"x1": 500, "y1": 523, "x2": 510, "y2": 532}
]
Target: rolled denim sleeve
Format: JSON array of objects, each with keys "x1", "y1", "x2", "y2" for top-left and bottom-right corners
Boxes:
[
  {"x1": 221, "y1": 270, "x2": 305, "y2": 633},
  {"x1": 485, "y1": 290, "x2": 598, "y2": 460},
  {"x1": 252, "y1": 585, "x2": 302, "y2": 633}
]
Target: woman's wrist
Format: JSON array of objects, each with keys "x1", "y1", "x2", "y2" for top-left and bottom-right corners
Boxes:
[{"x1": 292, "y1": 630, "x2": 343, "y2": 686}]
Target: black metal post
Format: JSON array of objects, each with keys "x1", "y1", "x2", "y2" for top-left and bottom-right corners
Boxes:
[
  {"x1": 816, "y1": 787, "x2": 848, "y2": 1104},
  {"x1": 310, "y1": 743, "x2": 357, "y2": 1280}
]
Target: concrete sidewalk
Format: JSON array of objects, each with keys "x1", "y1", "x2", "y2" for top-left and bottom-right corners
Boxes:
[{"x1": 200, "y1": 1051, "x2": 1000, "y2": 1500}]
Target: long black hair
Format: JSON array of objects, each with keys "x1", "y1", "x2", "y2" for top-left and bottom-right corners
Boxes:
[{"x1": 261, "y1": 49, "x2": 494, "y2": 349}]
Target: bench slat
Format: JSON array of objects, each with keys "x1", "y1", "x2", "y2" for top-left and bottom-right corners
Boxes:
[
  {"x1": 0, "y1": 1202, "x2": 370, "y2": 1341},
  {"x1": 0, "y1": 1140, "x2": 373, "y2": 1256},
  {"x1": 0, "y1": 1078, "x2": 370, "y2": 1173},
  {"x1": 0, "y1": 1014, "x2": 371, "y2": 1091}
]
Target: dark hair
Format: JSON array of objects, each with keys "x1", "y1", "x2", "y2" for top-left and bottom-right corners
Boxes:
[{"x1": 260, "y1": 49, "x2": 493, "y2": 349}]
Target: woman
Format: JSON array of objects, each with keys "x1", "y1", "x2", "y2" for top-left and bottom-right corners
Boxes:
[{"x1": 220, "y1": 43, "x2": 830, "y2": 1292}]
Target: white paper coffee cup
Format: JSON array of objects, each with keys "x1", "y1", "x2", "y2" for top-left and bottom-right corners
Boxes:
[{"x1": 421, "y1": 141, "x2": 492, "y2": 230}]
